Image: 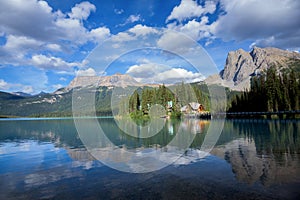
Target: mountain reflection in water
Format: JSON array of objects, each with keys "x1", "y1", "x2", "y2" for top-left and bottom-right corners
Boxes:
[{"x1": 0, "y1": 118, "x2": 299, "y2": 199}]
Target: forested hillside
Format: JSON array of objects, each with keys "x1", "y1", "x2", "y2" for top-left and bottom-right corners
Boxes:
[{"x1": 229, "y1": 67, "x2": 300, "y2": 112}]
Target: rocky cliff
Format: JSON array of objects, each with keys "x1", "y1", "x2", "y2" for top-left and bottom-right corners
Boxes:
[
  {"x1": 206, "y1": 47, "x2": 300, "y2": 90},
  {"x1": 67, "y1": 73, "x2": 143, "y2": 89}
]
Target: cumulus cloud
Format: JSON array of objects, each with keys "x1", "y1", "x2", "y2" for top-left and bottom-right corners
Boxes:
[
  {"x1": 0, "y1": 0, "x2": 110, "y2": 68},
  {"x1": 0, "y1": 0, "x2": 55, "y2": 41},
  {"x1": 128, "y1": 24, "x2": 159, "y2": 36},
  {"x1": 165, "y1": 0, "x2": 216, "y2": 43},
  {"x1": 110, "y1": 24, "x2": 159, "y2": 44},
  {"x1": 0, "y1": 0, "x2": 109, "y2": 44},
  {"x1": 157, "y1": 30, "x2": 196, "y2": 54},
  {"x1": 126, "y1": 63, "x2": 168, "y2": 78},
  {"x1": 126, "y1": 63, "x2": 204, "y2": 84},
  {"x1": 168, "y1": 17, "x2": 213, "y2": 41},
  {"x1": 166, "y1": 0, "x2": 216, "y2": 23},
  {"x1": 165, "y1": 0, "x2": 300, "y2": 49},
  {"x1": 31, "y1": 54, "x2": 80, "y2": 70},
  {"x1": 0, "y1": 35, "x2": 44, "y2": 65},
  {"x1": 211, "y1": 0, "x2": 300, "y2": 49},
  {"x1": 75, "y1": 68, "x2": 97, "y2": 76},
  {"x1": 0, "y1": 79, "x2": 9, "y2": 90},
  {"x1": 0, "y1": 0, "x2": 114, "y2": 93},
  {"x1": 154, "y1": 68, "x2": 204, "y2": 83},
  {"x1": 0, "y1": 79, "x2": 43, "y2": 94},
  {"x1": 4, "y1": 35, "x2": 43, "y2": 51},
  {"x1": 89, "y1": 27, "x2": 111, "y2": 42},
  {"x1": 46, "y1": 44, "x2": 62, "y2": 51},
  {"x1": 111, "y1": 32, "x2": 135, "y2": 42},
  {"x1": 68, "y1": 1, "x2": 96, "y2": 20},
  {"x1": 126, "y1": 14, "x2": 142, "y2": 23},
  {"x1": 118, "y1": 14, "x2": 143, "y2": 27}
]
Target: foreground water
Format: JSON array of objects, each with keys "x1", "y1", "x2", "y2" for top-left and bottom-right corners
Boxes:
[{"x1": 0, "y1": 118, "x2": 299, "y2": 199}]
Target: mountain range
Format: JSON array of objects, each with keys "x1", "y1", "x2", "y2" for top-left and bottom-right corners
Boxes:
[{"x1": 0, "y1": 47, "x2": 299, "y2": 117}]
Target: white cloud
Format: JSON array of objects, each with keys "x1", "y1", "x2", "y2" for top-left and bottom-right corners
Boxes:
[
  {"x1": 46, "y1": 44, "x2": 62, "y2": 51},
  {"x1": 111, "y1": 32, "x2": 135, "y2": 42},
  {"x1": 110, "y1": 25, "x2": 159, "y2": 45},
  {"x1": 4, "y1": 35, "x2": 43, "y2": 51},
  {"x1": 128, "y1": 24, "x2": 159, "y2": 36},
  {"x1": 211, "y1": 0, "x2": 300, "y2": 49},
  {"x1": 89, "y1": 27, "x2": 111, "y2": 42},
  {"x1": 114, "y1": 9, "x2": 124, "y2": 15},
  {"x1": 126, "y1": 63, "x2": 168, "y2": 78},
  {"x1": 0, "y1": 79, "x2": 44, "y2": 94},
  {"x1": 126, "y1": 14, "x2": 142, "y2": 23},
  {"x1": 55, "y1": 17, "x2": 89, "y2": 44},
  {"x1": 0, "y1": 0, "x2": 111, "y2": 70},
  {"x1": 90, "y1": 27, "x2": 111, "y2": 41},
  {"x1": 75, "y1": 68, "x2": 97, "y2": 76},
  {"x1": 165, "y1": 0, "x2": 217, "y2": 43},
  {"x1": 0, "y1": 0, "x2": 109, "y2": 46},
  {"x1": 118, "y1": 14, "x2": 143, "y2": 27},
  {"x1": 0, "y1": 79, "x2": 9, "y2": 90},
  {"x1": 155, "y1": 68, "x2": 204, "y2": 83},
  {"x1": 0, "y1": 0, "x2": 55, "y2": 41},
  {"x1": 126, "y1": 63, "x2": 204, "y2": 84},
  {"x1": 68, "y1": 1, "x2": 96, "y2": 20},
  {"x1": 172, "y1": 17, "x2": 212, "y2": 41},
  {"x1": 31, "y1": 54, "x2": 80, "y2": 70},
  {"x1": 166, "y1": 0, "x2": 216, "y2": 23},
  {"x1": 157, "y1": 30, "x2": 196, "y2": 54}
]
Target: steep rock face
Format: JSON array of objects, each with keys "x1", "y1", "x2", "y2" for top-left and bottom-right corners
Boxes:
[
  {"x1": 211, "y1": 47, "x2": 300, "y2": 90},
  {"x1": 222, "y1": 49, "x2": 256, "y2": 83},
  {"x1": 68, "y1": 73, "x2": 143, "y2": 89},
  {"x1": 250, "y1": 47, "x2": 300, "y2": 69}
]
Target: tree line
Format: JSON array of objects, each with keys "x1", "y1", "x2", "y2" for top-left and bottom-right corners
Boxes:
[
  {"x1": 229, "y1": 67, "x2": 300, "y2": 112},
  {"x1": 118, "y1": 83, "x2": 210, "y2": 119}
]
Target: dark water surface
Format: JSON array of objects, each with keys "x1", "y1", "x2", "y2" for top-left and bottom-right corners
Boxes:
[{"x1": 0, "y1": 118, "x2": 299, "y2": 199}]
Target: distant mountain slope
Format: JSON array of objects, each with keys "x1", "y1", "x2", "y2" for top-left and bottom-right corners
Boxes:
[
  {"x1": 0, "y1": 91, "x2": 25, "y2": 100},
  {"x1": 0, "y1": 73, "x2": 158, "y2": 117},
  {"x1": 206, "y1": 47, "x2": 300, "y2": 90},
  {"x1": 67, "y1": 73, "x2": 144, "y2": 89},
  {"x1": 0, "y1": 87, "x2": 112, "y2": 117},
  {"x1": 11, "y1": 92, "x2": 32, "y2": 97}
]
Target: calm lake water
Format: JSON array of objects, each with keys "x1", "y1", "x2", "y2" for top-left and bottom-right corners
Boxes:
[{"x1": 0, "y1": 118, "x2": 299, "y2": 199}]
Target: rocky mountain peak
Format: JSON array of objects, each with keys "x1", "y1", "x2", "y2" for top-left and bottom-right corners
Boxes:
[
  {"x1": 221, "y1": 48, "x2": 255, "y2": 82},
  {"x1": 67, "y1": 73, "x2": 143, "y2": 89},
  {"x1": 209, "y1": 47, "x2": 300, "y2": 91}
]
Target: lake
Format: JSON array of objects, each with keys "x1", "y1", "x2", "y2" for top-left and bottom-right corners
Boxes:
[{"x1": 0, "y1": 118, "x2": 299, "y2": 199}]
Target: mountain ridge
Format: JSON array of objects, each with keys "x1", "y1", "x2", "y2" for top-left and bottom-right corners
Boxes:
[
  {"x1": 67, "y1": 73, "x2": 143, "y2": 89},
  {"x1": 206, "y1": 47, "x2": 300, "y2": 90}
]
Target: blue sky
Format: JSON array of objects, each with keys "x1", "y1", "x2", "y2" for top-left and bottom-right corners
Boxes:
[{"x1": 0, "y1": 0, "x2": 299, "y2": 94}]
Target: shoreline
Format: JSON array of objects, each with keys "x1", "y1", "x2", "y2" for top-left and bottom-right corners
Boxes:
[{"x1": 1, "y1": 116, "x2": 299, "y2": 121}]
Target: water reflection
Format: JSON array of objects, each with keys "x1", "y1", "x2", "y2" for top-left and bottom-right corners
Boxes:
[
  {"x1": 212, "y1": 119, "x2": 300, "y2": 186},
  {"x1": 73, "y1": 118, "x2": 209, "y2": 173},
  {"x1": 0, "y1": 118, "x2": 300, "y2": 198}
]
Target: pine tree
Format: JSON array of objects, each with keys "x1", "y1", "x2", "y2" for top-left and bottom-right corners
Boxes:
[
  {"x1": 129, "y1": 91, "x2": 140, "y2": 113},
  {"x1": 229, "y1": 66, "x2": 299, "y2": 113}
]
